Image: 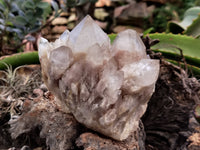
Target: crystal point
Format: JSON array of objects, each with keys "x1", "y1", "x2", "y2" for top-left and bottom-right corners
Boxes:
[
  {"x1": 38, "y1": 15, "x2": 160, "y2": 141},
  {"x1": 112, "y1": 29, "x2": 147, "y2": 67},
  {"x1": 121, "y1": 59, "x2": 160, "y2": 93},
  {"x1": 38, "y1": 37, "x2": 49, "y2": 60},
  {"x1": 59, "y1": 29, "x2": 70, "y2": 42},
  {"x1": 49, "y1": 46, "x2": 73, "y2": 80},
  {"x1": 69, "y1": 15, "x2": 110, "y2": 53},
  {"x1": 112, "y1": 29, "x2": 146, "y2": 54}
]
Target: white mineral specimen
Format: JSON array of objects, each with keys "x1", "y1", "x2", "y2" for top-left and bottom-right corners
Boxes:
[{"x1": 38, "y1": 15, "x2": 160, "y2": 141}]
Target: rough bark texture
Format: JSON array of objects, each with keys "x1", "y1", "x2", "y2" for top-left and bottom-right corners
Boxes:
[
  {"x1": 76, "y1": 121, "x2": 146, "y2": 150},
  {"x1": 9, "y1": 91, "x2": 80, "y2": 150},
  {"x1": 142, "y1": 61, "x2": 200, "y2": 150}
]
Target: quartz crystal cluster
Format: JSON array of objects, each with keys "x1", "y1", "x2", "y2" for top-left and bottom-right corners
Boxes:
[{"x1": 38, "y1": 15, "x2": 160, "y2": 141}]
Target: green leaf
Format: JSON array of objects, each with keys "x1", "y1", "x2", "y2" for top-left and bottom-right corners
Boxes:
[
  {"x1": 14, "y1": 16, "x2": 27, "y2": 26},
  {"x1": 28, "y1": 25, "x2": 40, "y2": 33},
  {"x1": 51, "y1": 1, "x2": 59, "y2": 12},
  {"x1": 8, "y1": 28, "x2": 22, "y2": 34},
  {"x1": 184, "y1": 14, "x2": 200, "y2": 38},
  {"x1": 67, "y1": 0, "x2": 78, "y2": 7},
  {"x1": 8, "y1": 12, "x2": 15, "y2": 18},
  {"x1": 0, "y1": 52, "x2": 40, "y2": 70},
  {"x1": 37, "y1": 2, "x2": 50, "y2": 9},
  {"x1": 10, "y1": 2, "x2": 20, "y2": 12},
  {"x1": 23, "y1": 0, "x2": 34, "y2": 9},
  {"x1": 166, "y1": 22, "x2": 184, "y2": 34},
  {"x1": 149, "y1": 33, "x2": 200, "y2": 67},
  {"x1": 35, "y1": 7, "x2": 43, "y2": 18},
  {"x1": 24, "y1": 11, "x2": 34, "y2": 22},
  {"x1": 143, "y1": 27, "x2": 154, "y2": 36},
  {"x1": 167, "y1": 7, "x2": 200, "y2": 33},
  {"x1": 0, "y1": 3, "x2": 5, "y2": 11},
  {"x1": 0, "y1": 0, "x2": 6, "y2": 8},
  {"x1": 6, "y1": 26, "x2": 20, "y2": 33},
  {"x1": 108, "y1": 34, "x2": 116, "y2": 44},
  {"x1": 42, "y1": 5, "x2": 51, "y2": 20}
]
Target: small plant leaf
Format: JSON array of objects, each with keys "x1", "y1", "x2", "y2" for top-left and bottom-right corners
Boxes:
[
  {"x1": 14, "y1": 16, "x2": 27, "y2": 26},
  {"x1": 0, "y1": 0, "x2": 6, "y2": 8},
  {"x1": 37, "y1": 2, "x2": 50, "y2": 9},
  {"x1": 24, "y1": 11, "x2": 34, "y2": 22},
  {"x1": 23, "y1": 0, "x2": 34, "y2": 9},
  {"x1": 143, "y1": 27, "x2": 154, "y2": 36},
  {"x1": 51, "y1": 1, "x2": 59, "y2": 13},
  {"x1": 184, "y1": 14, "x2": 200, "y2": 38},
  {"x1": 108, "y1": 34, "x2": 116, "y2": 44},
  {"x1": 6, "y1": 27, "x2": 21, "y2": 33},
  {"x1": 167, "y1": 7, "x2": 200, "y2": 34},
  {"x1": 35, "y1": 8, "x2": 43, "y2": 18},
  {"x1": 66, "y1": 0, "x2": 78, "y2": 7},
  {"x1": 0, "y1": 3, "x2": 5, "y2": 11},
  {"x1": 8, "y1": 12, "x2": 15, "y2": 18}
]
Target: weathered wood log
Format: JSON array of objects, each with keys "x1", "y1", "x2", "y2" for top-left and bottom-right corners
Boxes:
[{"x1": 142, "y1": 61, "x2": 200, "y2": 150}]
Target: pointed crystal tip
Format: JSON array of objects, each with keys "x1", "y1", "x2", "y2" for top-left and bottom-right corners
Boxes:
[
  {"x1": 39, "y1": 37, "x2": 48, "y2": 44},
  {"x1": 69, "y1": 14, "x2": 110, "y2": 53},
  {"x1": 60, "y1": 30, "x2": 70, "y2": 42},
  {"x1": 38, "y1": 37, "x2": 49, "y2": 59}
]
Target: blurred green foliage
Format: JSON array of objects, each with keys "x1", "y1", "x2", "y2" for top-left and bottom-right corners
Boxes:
[
  {"x1": 0, "y1": 0, "x2": 98, "y2": 55},
  {"x1": 0, "y1": 0, "x2": 52, "y2": 54},
  {"x1": 149, "y1": 5, "x2": 174, "y2": 32},
  {"x1": 145, "y1": 0, "x2": 200, "y2": 32},
  {"x1": 167, "y1": 6, "x2": 200, "y2": 37},
  {"x1": 175, "y1": 0, "x2": 197, "y2": 19}
]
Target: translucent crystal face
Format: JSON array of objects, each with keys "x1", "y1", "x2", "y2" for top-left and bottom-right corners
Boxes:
[
  {"x1": 38, "y1": 15, "x2": 160, "y2": 141},
  {"x1": 69, "y1": 16, "x2": 110, "y2": 53}
]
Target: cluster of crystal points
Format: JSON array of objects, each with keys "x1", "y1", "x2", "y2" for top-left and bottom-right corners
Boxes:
[{"x1": 38, "y1": 15, "x2": 160, "y2": 141}]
